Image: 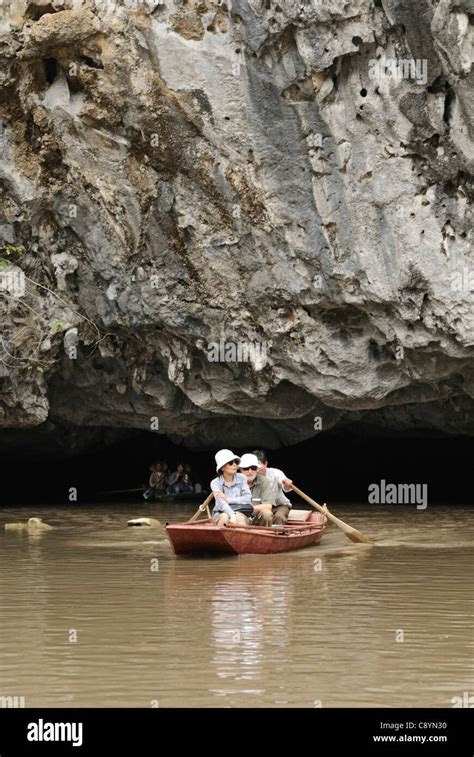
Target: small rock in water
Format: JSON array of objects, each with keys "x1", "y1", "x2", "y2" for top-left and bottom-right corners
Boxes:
[
  {"x1": 127, "y1": 517, "x2": 161, "y2": 528},
  {"x1": 5, "y1": 517, "x2": 53, "y2": 532}
]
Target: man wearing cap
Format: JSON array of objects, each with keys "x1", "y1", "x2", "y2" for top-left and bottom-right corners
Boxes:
[
  {"x1": 210, "y1": 449, "x2": 253, "y2": 526},
  {"x1": 252, "y1": 449, "x2": 293, "y2": 525},
  {"x1": 239, "y1": 453, "x2": 274, "y2": 528}
]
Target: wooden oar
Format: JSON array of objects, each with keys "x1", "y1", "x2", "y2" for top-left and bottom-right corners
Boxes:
[
  {"x1": 290, "y1": 484, "x2": 372, "y2": 544},
  {"x1": 189, "y1": 493, "x2": 214, "y2": 522}
]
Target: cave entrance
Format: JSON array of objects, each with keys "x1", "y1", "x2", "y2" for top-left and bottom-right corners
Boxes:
[{"x1": 0, "y1": 427, "x2": 471, "y2": 506}]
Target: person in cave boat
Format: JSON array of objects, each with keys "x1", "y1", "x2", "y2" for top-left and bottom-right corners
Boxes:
[
  {"x1": 167, "y1": 463, "x2": 194, "y2": 495},
  {"x1": 252, "y1": 449, "x2": 293, "y2": 525},
  {"x1": 143, "y1": 461, "x2": 167, "y2": 500},
  {"x1": 210, "y1": 450, "x2": 253, "y2": 526}
]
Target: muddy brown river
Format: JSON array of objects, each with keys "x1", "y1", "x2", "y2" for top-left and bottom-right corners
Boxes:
[{"x1": 0, "y1": 503, "x2": 472, "y2": 708}]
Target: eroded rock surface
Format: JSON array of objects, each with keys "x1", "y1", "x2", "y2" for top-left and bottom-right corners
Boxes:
[{"x1": 0, "y1": 0, "x2": 472, "y2": 452}]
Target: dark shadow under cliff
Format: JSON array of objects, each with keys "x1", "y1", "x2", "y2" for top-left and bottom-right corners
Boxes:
[{"x1": 0, "y1": 426, "x2": 472, "y2": 506}]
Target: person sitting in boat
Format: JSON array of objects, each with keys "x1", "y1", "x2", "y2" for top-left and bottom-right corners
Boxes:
[
  {"x1": 238, "y1": 453, "x2": 274, "y2": 527},
  {"x1": 210, "y1": 449, "x2": 253, "y2": 526},
  {"x1": 185, "y1": 464, "x2": 202, "y2": 493},
  {"x1": 143, "y1": 462, "x2": 167, "y2": 500},
  {"x1": 252, "y1": 450, "x2": 293, "y2": 525},
  {"x1": 167, "y1": 463, "x2": 194, "y2": 495}
]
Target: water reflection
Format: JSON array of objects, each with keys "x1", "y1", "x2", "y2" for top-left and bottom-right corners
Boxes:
[
  {"x1": 210, "y1": 570, "x2": 291, "y2": 697},
  {"x1": 212, "y1": 581, "x2": 265, "y2": 692}
]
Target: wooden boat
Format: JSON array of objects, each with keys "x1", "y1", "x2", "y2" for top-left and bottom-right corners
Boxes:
[{"x1": 166, "y1": 509, "x2": 326, "y2": 555}]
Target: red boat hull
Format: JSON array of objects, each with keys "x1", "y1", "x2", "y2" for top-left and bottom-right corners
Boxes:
[{"x1": 166, "y1": 511, "x2": 326, "y2": 555}]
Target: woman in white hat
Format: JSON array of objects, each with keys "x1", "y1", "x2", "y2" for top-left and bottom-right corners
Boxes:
[{"x1": 210, "y1": 449, "x2": 253, "y2": 526}]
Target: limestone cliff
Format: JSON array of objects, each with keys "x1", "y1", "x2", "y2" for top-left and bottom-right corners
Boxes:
[{"x1": 0, "y1": 0, "x2": 473, "y2": 452}]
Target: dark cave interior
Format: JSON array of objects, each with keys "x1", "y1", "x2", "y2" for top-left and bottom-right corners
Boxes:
[{"x1": 1, "y1": 426, "x2": 472, "y2": 506}]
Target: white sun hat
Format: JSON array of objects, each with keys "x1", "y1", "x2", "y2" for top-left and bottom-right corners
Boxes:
[
  {"x1": 239, "y1": 453, "x2": 259, "y2": 469},
  {"x1": 215, "y1": 449, "x2": 241, "y2": 472}
]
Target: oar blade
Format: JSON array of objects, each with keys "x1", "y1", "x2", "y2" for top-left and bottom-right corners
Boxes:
[{"x1": 345, "y1": 529, "x2": 373, "y2": 544}]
